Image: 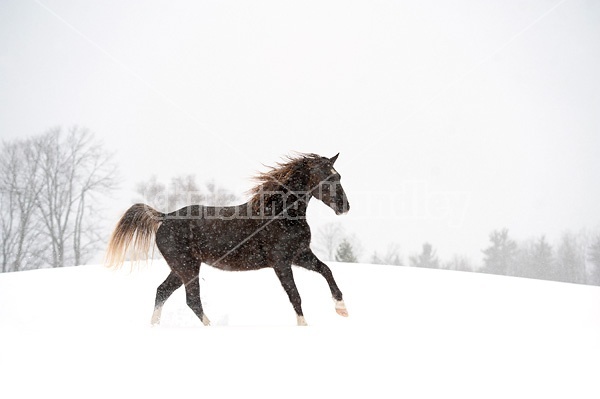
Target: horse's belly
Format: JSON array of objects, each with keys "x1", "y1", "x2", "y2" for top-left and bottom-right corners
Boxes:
[{"x1": 202, "y1": 245, "x2": 268, "y2": 271}]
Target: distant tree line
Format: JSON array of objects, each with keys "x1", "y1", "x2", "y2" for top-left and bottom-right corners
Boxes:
[
  {"x1": 0, "y1": 127, "x2": 118, "y2": 272},
  {"x1": 480, "y1": 228, "x2": 600, "y2": 285},
  {"x1": 321, "y1": 224, "x2": 600, "y2": 286}
]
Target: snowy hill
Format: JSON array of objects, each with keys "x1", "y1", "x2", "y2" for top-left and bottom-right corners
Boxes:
[{"x1": 1, "y1": 262, "x2": 599, "y2": 398}]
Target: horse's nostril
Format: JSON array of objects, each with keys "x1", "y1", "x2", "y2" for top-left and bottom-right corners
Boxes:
[{"x1": 334, "y1": 201, "x2": 350, "y2": 215}]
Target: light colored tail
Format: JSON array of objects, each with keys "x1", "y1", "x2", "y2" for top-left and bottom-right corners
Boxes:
[{"x1": 105, "y1": 203, "x2": 165, "y2": 269}]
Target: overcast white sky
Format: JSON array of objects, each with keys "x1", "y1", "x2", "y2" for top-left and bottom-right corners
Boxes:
[{"x1": 1, "y1": 0, "x2": 599, "y2": 263}]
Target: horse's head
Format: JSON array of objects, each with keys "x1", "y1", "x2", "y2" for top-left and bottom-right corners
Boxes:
[{"x1": 309, "y1": 153, "x2": 350, "y2": 215}]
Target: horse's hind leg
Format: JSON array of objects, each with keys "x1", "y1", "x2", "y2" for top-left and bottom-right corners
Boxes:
[
  {"x1": 160, "y1": 251, "x2": 210, "y2": 326},
  {"x1": 151, "y1": 271, "x2": 182, "y2": 325},
  {"x1": 181, "y1": 270, "x2": 211, "y2": 326}
]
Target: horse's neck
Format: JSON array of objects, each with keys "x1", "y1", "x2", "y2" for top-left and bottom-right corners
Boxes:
[
  {"x1": 249, "y1": 184, "x2": 312, "y2": 218},
  {"x1": 270, "y1": 191, "x2": 309, "y2": 217},
  {"x1": 286, "y1": 193, "x2": 310, "y2": 218}
]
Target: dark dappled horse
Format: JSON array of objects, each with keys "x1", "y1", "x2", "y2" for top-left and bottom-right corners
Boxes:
[{"x1": 106, "y1": 153, "x2": 350, "y2": 326}]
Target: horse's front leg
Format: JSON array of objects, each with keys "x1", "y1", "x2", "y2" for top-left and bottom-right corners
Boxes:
[
  {"x1": 293, "y1": 250, "x2": 349, "y2": 317},
  {"x1": 273, "y1": 263, "x2": 307, "y2": 326}
]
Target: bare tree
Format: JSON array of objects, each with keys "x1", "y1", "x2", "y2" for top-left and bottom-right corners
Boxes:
[
  {"x1": 1, "y1": 127, "x2": 118, "y2": 270},
  {"x1": 135, "y1": 174, "x2": 198, "y2": 212},
  {"x1": 443, "y1": 254, "x2": 474, "y2": 272},
  {"x1": 34, "y1": 127, "x2": 118, "y2": 267},
  {"x1": 169, "y1": 175, "x2": 203, "y2": 209},
  {"x1": 0, "y1": 139, "x2": 45, "y2": 271},
  {"x1": 382, "y1": 243, "x2": 403, "y2": 265},
  {"x1": 135, "y1": 175, "x2": 167, "y2": 209},
  {"x1": 135, "y1": 175, "x2": 238, "y2": 212},
  {"x1": 371, "y1": 243, "x2": 403, "y2": 266},
  {"x1": 313, "y1": 222, "x2": 344, "y2": 261},
  {"x1": 204, "y1": 179, "x2": 238, "y2": 206}
]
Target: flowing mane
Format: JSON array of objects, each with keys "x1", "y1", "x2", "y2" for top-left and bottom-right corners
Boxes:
[{"x1": 248, "y1": 153, "x2": 322, "y2": 211}]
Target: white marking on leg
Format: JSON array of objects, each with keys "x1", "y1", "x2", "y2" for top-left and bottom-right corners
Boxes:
[
  {"x1": 297, "y1": 315, "x2": 308, "y2": 326},
  {"x1": 334, "y1": 299, "x2": 349, "y2": 317},
  {"x1": 150, "y1": 306, "x2": 163, "y2": 326},
  {"x1": 201, "y1": 314, "x2": 211, "y2": 326}
]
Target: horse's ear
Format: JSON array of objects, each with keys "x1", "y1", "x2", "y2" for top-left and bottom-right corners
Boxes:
[{"x1": 329, "y1": 153, "x2": 340, "y2": 164}]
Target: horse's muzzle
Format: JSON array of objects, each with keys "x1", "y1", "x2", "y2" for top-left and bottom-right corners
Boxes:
[{"x1": 334, "y1": 201, "x2": 350, "y2": 215}]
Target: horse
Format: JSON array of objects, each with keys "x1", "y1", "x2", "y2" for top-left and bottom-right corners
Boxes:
[{"x1": 105, "y1": 153, "x2": 350, "y2": 326}]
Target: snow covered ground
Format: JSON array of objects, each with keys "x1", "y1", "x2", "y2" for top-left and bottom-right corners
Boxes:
[{"x1": 1, "y1": 262, "x2": 599, "y2": 398}]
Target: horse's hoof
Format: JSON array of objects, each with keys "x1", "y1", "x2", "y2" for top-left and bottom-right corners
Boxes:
[
  {"x1": 334, "y1": 299, "x2": 349, "y2": 317},
  {"x1": 297, "y1": 315, "x2": 308, "y2": 326},
  {"x1": 202, "y1": 314, "x2": 211, "y2": 326},
  {"x1": 336, "y1": 307, "x2": 349, "y2": 317},
  {"x1": 150, "y1": 308, "x2": 162, "y2": 325}
]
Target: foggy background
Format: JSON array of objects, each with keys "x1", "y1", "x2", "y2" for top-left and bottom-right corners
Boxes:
[{"x1": 1, "y1": 0, "x2": 599, "y2": 265}]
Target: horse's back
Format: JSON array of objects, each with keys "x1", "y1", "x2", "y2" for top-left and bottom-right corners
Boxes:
[{"x1": 156, "y1": 204, "x2": 270, "y2": 270}]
